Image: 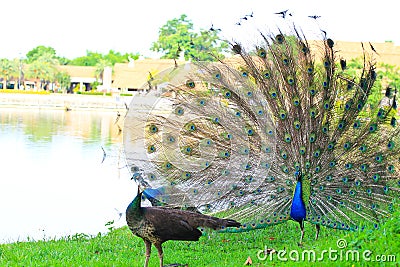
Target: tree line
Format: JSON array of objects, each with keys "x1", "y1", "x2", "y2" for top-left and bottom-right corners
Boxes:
[
  {"x1": 0, "y1": 14, "x2": 228, "y2": 92},
  {"x1": 0, "y1": 13, "x2": 398, "y2": 105}
]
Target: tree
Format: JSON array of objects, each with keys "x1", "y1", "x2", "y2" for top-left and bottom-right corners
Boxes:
[
  {"x1": 26, "y1": 46, "x2": 57, "y2": 63},
  {"x1": 69, "y1": 51, "x2": 103, "y2": 66},
  {"x1": 25, "y1": 53, "x2": 60, "y2": 90},
  {"x1": 55, "y1": 71, "x2": 71, "y2": 92},
  {"x1": 151, "y1": 14, "x2": 228, "y2": 61},
  {"x1": 0, "y1": 59, "x2": 19, "y2": 89},
  {"x1": 94, "y1": 58, "x2": 112, "y2": 81},
  {"x1": 69, "y1": 50, "x2": 139, "y2": 66}
]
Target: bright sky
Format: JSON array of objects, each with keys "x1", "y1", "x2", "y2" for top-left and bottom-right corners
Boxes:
[{"x1": 1, "y1": 0, "x2": 398, "y2": 60}]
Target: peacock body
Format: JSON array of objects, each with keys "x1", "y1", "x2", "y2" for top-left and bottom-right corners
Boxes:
[{"x1": 124, "y1": 25, "x2": 400, "y2": 243}]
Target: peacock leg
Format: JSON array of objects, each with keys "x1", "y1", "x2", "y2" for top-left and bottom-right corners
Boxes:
[
  {"x1": 299, "y1": 220, "x2": 305, "y2": 245},
  {"x1": 315, "y1": 224, "x2": 321, "y2": 240},
  {"x1": 144, "y1": 240, "x2": 152, "y2": 267},
  {"x1": 154, "y1": 242, "x2": 164, "y2": 267}
]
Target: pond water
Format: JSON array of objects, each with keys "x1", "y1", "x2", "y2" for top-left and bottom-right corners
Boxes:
[{"x1": 0, "y1": 108, "x2": 135, "y2": 243}]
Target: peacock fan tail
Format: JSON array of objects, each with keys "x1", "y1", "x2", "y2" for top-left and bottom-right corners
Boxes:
[{"x1": 123, "y1": 26, "x2": 400, "y2": 243}]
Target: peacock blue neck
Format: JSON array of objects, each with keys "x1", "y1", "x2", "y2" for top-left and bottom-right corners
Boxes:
[{"x1": 290, "y1": 177, "x2": 307, "y2": 222}]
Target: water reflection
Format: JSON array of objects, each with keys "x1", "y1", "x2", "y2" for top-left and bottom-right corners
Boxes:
[{"x1": 0, "y1": 109, "x2": 134, "y2": 243}]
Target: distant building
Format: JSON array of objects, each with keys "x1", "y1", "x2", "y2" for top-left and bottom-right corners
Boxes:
[
  {"x1": 57, "y1": 65, "x2": 97, "y2": 92},
  {"x1": 111, "y1": 59, "x2": 183, "y2": 92}
]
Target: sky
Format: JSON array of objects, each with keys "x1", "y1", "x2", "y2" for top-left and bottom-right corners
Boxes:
[{"x1": 1, "y1": 0, "x2": 398, "y2": 60}]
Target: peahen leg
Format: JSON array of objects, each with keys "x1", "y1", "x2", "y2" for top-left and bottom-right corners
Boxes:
[
  {"x1": 315, "y1": 224, "x2": 321, "y2": 241},
  {"x1": 299, "y1": 220, "x2": 305, "y2": 245},
  {"x1": 144, "y1": 240, "x2": 152, "y2": 267},
  {"x1": 154, "y1": 242, "x2": 164, "y2": 267}
]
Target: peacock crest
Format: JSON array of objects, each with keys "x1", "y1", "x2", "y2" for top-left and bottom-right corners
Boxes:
[{"x1": 123, "y1": 25, "x2": 400, "y2": 243}]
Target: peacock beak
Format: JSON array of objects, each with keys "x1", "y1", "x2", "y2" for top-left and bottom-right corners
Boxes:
[{"x1": 295, "y1": 171, "x2": 302, "y2": 182}]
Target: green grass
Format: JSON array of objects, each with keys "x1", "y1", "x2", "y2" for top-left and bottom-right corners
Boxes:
[{"x1": 0, "y1": 212, "x2": 399, "y2": 267}]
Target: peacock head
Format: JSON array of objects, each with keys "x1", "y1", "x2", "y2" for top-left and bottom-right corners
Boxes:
[{"x1": 294, "y1": 171, "x2": 302, "y2": 182}]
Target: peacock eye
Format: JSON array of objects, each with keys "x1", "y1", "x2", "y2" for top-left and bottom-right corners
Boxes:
[
  {"x1": 276, "y1": 34, "x2": 284, "y2": 44},
  {"x1": 287, "y1": 76, "x2": 295, "y2": 85},
  {"x1": 279, "y1": 110, "x2": 287, "y2": 120},
  {"x1": 369, "y1": 124, "x2": 377, "y2": 133},
  {"x1": 262, "y1": 70, "x2": 270, "y2": 78},
  {"x1": 149, "y1": 124, "x2": 158, "y2": 133},
  {"x1": 294, "y1": 120, "x2": 301, "y2": 129},
  {"x1": 185, "y1": 80, "x2": 195, "y2": 88},
  {"x1": 347, "y1": 82, "x2": 354, "y2": 90},
  {"x1": 387, "y1": 141, "x2": 394, "y2": 150},
  {"x1": 293, "y1": 97, "x2": 300, "y2": 106},
  {"x1": 377, "y1": 108, "x2": 385, "y2": 119},
  {"x1": 258, "y1": 48, "x2": 266, "y2": 58},
  {"x1": 224, "y1": 90, "x2": 232, "y2": 98},
  {"x1": 147, "y1": 145, "x2": 156, "y2": 153},
  {"x1": 175, "y1": 107, "x2": 184, "y2": 115}
]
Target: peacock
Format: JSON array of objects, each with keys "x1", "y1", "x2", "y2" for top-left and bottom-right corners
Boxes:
[
  {"x1": 126, "y1": 185, "x2": 240, "y2": 267},
  {"x1": 123, "y1": 25, "x2": 400, "y2": 244}
]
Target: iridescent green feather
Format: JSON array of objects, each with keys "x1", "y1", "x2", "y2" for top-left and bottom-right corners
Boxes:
[{"x1": 123, "y1": 25, "x2": 400, "y2": 239}]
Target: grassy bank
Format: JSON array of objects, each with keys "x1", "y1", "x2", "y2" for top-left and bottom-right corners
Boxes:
[{"x1": 0, "y1": 211, "x2": 398, "y2": 267}]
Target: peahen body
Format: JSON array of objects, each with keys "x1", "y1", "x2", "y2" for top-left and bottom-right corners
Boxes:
[
  {"x1": 126, "y1": 187, "x2": 241, "y2": 267},
  {"x1": 124, "y1": 25, "x2": 400, "y2": 244}
]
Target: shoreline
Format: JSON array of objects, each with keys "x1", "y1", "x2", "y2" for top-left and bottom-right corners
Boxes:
[{"x1": 0, "y1": 93, "x2": 134, "y2": 111}]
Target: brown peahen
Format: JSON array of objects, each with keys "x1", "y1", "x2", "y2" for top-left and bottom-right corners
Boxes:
[
  {"x1": 126, "y1": 185, "x2": 241, "y2": 267},
  {"x1": 124, "y1": 24, "x2": 400, "y2": 245}
]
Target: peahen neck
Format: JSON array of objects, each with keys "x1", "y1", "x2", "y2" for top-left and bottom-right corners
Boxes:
[
  {"x1": 126, "y1": 191, "x2": 143, "y2": 218},
  {"x1": 290, "y1": 174, "x2": 307, "y2": 222}
]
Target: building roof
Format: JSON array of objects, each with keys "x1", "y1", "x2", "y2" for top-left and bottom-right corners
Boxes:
[
  {"x1": 307, "y1": 40, "x2": 400, "y2": 66},
  {"x1": 111, "y1": 59, "x2": 184, "y2": 89},
  {"x1": 336, "y1": 41, "x2": 400, "y2": 66}
]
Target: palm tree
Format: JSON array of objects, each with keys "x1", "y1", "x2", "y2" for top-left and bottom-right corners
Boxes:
[
  {"x1": 0, "y1": 59, "x2": 19, "y2": 89},
  {"x1": 94, "y1": 58, "x2": 112, "y2": 82},
  {"x1": 55, "y1": 71, "x2": 71, "y2": 93},
  {"x1": 25, "y1": 52, "x2": 59, "y2": 90}
]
